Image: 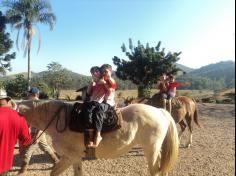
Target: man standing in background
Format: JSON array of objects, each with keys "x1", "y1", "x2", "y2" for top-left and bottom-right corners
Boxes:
[{"x1": 19, "y1": 87, "x2": 59, "y2": 174}]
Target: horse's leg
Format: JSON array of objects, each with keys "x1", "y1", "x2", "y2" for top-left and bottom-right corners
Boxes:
[
  {"x1": 167, "y1": 100, "x2": 171, "y2": 113},
  {"x1": 50, "y1": 155, "x2": 72, "y2": 176},
  {"x1": 162, "y1": 99, "x2": 167, "y2": 110},
  {"x1": 185, "y1": 115, "x2": 193, "y2": 148},
  {"x1": 73, "y1": 160, "x2": 83, "y2": 176},
  {"x1": 143, "y1": 141, "x2": 163, "y2": 176},
  {"x1": 178, "y1": 120, "x2": 187, "y2": 141}
]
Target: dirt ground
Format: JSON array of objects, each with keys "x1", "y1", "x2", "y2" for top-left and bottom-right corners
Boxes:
[{"x1": 8, "y1": 103, "x2": 235, "y2": 176}]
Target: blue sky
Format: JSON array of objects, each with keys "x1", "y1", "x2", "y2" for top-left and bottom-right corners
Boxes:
[{"x1": 3, "y1": 0, "x2": 235, "y2": 76}]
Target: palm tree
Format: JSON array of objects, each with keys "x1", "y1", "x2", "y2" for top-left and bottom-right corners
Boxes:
[{"x1": 3, "y1": 0, "x2": 56, "y2": 89}]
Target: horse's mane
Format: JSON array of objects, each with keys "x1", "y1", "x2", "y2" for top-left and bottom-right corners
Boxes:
[
  {"x1": 25, "y1": 100, "x2": 73, "y2": 116},
  {"x1": 150, "y1": 93, "x2": 185, "y2": 110}
]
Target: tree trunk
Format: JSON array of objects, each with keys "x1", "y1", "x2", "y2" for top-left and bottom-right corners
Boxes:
[
  {"x1": 138, "y1": 85, "x2": 151, "y2": 98},
  {"x1": 27, "y1": 44, "x2": 31, "y2": 90},
  {"x1": 27, "y1": 29, "x2": 32, "y2": 91}
]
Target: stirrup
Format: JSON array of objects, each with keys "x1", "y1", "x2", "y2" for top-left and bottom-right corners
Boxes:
[
  {"x1": 83, "y1": 129, "x2": 96, "y2": 159},
  {"x1": 84, "y1": 129, "x2": 94, "y2": 146}
]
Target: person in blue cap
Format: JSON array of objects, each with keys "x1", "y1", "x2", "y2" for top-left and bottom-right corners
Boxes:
[{"x1": 19, "y1": 87, "x2": 59, "y2": 174}]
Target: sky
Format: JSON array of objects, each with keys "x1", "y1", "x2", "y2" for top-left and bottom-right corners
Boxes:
[{"x1": 2, "y1": 0, "x2": 235, "y2": 76}]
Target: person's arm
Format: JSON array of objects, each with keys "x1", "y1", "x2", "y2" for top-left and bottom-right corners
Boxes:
[
  {"x1": 86, "y1": 82, "x2": 95, "y2": 96},
  {"x1": 102, "y1": 69, "x2": 116, "y2": 91},
  {"x1": 173, "y1": 81, "x2": 179, "y2": 87},
  {"x1": 104, "y1": 77, "x2": 116, "y2": 91},
  {"x1": 179, "y1": 81, "x2": 190, "y2": 87},
  {"x1": 18, "y1": 116, "x2": 32, "y2": 148}
]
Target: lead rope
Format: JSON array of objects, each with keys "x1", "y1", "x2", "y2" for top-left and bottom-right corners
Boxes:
[
  {"x1": 56, "y1": 103, "x2": 68, "y2": 133},
  {"x1": 29, "y1": 104, "x2": 65, "y2": 146}
]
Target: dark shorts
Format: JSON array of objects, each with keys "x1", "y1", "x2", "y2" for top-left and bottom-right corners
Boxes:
[
  {"x1": 81, "y1": 101, "x2": 111, "y2": 131},
  {"x1": 160, "y1": 92, "x2": 175, "y2": 100},
  {"x1": 160, "y1": 93, "x2": 168, "y2": 99},
  {"x1": 167, "y1": 91, "x2": 176, "y2": 99}
]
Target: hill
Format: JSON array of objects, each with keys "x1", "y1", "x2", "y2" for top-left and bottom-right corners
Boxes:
[
  {"x1": 188, "y1": 61, "x2": 235, "y2": 78},
  {"x1": 176, "y1": 63, "x2": 194, "y2": 73},
  {"x1": 188, "y1": 61, "x2": 235, "y2": 87},
  {"x1": 1, "y1": 60, "x2": 235, "y2": 90},
  {"x1": 175, "y1": 61, "x2": 235, "y2": 90}
]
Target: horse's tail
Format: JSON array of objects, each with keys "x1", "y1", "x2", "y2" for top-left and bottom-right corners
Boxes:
[
  {"x1": 160, "y1": 111, "x2": 179, "y2": 173},
  {"x1": 193, "y1": 102, "x2": 201, "y2": 128}
]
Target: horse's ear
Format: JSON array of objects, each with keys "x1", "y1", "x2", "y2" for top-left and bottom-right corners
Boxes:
[
  {"x1": 18, "y1": 104, "x2": 30, "y2": 115},
  {"x1": 33, "y1": 100, "x2": 40, "y2": 108},
  {"x1": 131, "y1": 96, "x2": 135, "y2": 102}
]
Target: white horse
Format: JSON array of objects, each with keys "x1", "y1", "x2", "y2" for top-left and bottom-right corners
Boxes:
[{"x1": 18, "y1": 100, "x2": 179, "y2": 176}]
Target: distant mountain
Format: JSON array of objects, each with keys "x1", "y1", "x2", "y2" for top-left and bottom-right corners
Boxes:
[
  {"x1": 176, "y1": 63, "x2": 195, "y2": 73},
  {"x1": 178, "y1": 60, "x2": 235, "y2": 89},
  {"x1": 34, "y1": 70, "x2": 91, "y2": 89},
  {"x1": 0, "y1": 71, "x2": 43, "y2": 80},
  {"x1": 188, "y1": 61, "x2": 235, "y2": 81}
]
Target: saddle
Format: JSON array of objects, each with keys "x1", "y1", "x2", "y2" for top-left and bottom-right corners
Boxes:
[
  {"x1": 69, "y1": 102, "x2": 123, "y2": 159},
  {"x1": 69, "y1": 102, "x2": 123, "y2": 133}
]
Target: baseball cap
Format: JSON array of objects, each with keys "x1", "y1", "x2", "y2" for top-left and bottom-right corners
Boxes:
[
  {"x1": 0, "y1": 89, "x2": 11, "y2": 100},
  {"x1": 28, "y1": 87, "x2": 39, "y2": 94}
]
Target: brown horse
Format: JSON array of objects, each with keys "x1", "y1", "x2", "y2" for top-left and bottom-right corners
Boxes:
[{"x1": 124, "y1": 94, "x2": 200, "y2": 148}]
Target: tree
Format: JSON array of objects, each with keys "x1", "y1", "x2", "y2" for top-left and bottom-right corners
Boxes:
[
  {"x1": 43, "y1": 62, "x2": 72, "y2": 99},
  {"x1": 0, "y1": 11, "x2": 15, "y2": 76},
  {"x1": 4, "y1": 74, "x2": 28, "y2": 98},
  {"x1": 113, "y1": 39, "x2": 181, "y2": 97},
  {"x1": 3, "y1": 0, "x2": 56, "y2": 89}
]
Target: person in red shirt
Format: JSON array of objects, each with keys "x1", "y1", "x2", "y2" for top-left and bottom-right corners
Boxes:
[
  {"x1": 0, "y1": 89, "x2": 32, "y2": 175},
  {"x1": 157, "y1": 73, "x2": 169, "y2": 110},
  {"x1": 166, "y1": 75, "x2": 181, "y2": 113},
  {"x1": 81, "y1": 64, "x2": 116, "y2": 148},
  {"x1": 81, "y1": 66, "x2": 110, "y2": 148},
  {"x1": 90, "y1": 64, "x2": 116, "y2": 148}
]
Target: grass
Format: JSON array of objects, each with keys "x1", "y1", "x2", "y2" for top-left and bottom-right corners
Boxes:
[{"x1": 60, "y1": 88, "x2": 235, "y2": 104}]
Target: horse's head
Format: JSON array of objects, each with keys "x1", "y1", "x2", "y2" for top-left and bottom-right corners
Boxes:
[
  {"x1": 123, "y1": 96, "x2": 136, "y2": 106},
  {"x1": 149, "y1": 93, "x2": 161, "y2": 105},
  {"x1": 18, "y1": 99, "x2": 38, "y2": 114},
  {"x1": 171, "y1": 99, "x2": 183, "y2": 110}
]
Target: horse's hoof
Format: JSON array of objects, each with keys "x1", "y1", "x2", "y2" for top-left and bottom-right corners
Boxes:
[{"x1": 186, "y1": 144, "x2": 191, "y2": 148}]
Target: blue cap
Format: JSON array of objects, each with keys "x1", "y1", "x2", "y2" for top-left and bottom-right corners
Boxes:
[{"x1": 29, "y1": 87, "x2": 39, "y2": 94}]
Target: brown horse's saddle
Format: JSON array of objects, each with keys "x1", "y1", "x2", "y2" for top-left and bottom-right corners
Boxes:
[{"x1": 69, "y1": 102, "x2": 123, "y2": 133}]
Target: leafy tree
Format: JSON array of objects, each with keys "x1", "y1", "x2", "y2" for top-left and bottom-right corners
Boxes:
[
  {"x1": 3, "y1": 0, "x2": 56, "y2": 88},
  {"x1": 43, "y1": 62, "x2": 72, "y2": 99},
  {"x1": 113, "y1": 39, "x2": 181, "y2": 97},
  {"x1": 0, "y1": 11, "x2": 15, "y2": 76},
  {"x1": 4, "y1": 74, "x2": 28, "y2": 98}
]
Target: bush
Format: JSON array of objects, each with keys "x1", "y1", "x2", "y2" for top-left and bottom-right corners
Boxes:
[
  {"x1": 216, "y1": 99, "x2": 234, "y2": 104},
  {"x1": 201, "y1": 97, "x2": 215, "y2": 103},
  {"x1": 4, "y1": 74, "x2": 28, "y2": 98},
  {"x1": 37, "y1": 83, "x2": 50, "y2": 99}
]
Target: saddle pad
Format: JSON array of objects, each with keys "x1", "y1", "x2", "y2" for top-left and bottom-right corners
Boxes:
[{"x1": 69, "y1": 102, "x2": 123, "y2": 133}]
